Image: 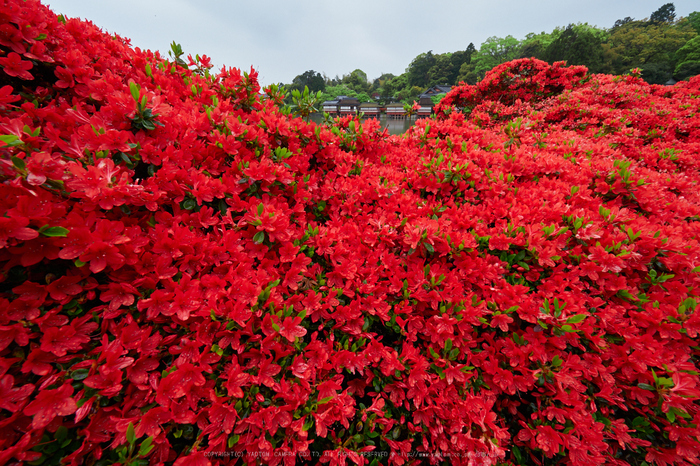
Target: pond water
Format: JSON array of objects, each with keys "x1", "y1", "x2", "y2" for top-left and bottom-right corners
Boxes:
[{"x1": 310, "y1": 113, "x2": 417, "y2": 135}]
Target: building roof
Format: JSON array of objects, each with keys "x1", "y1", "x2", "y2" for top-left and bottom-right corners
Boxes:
[
  {"x1": 337, "y1": 96, "x2": 359, "y2": 103},
  {"x1": 419, "y1": 85, "x2": 452, "y2": 99},
  {"x1": 323, "y1": 96, "x2": 361, "y2": 106}
]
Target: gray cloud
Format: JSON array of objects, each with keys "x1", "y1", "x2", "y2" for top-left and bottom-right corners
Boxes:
[{"x1": 45, "y1": 0, "x2": 699, "y2": 86}]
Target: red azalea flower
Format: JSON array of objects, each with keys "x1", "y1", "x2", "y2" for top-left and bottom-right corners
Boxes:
[
  {"x1": 278, "y1": 316, "x2": 307, "y2": 342},
  {"x1": 23, "y1": 383, "x2": 77, "y2": 430},
  {"x1": 0, "y1": 374, "x2": 34, "y2": 413},
  {"x1": 0, "y1": 85, "x2": 20, "y2": 107},
  {"x1": 46, "y1": 275, "x2": 84, "y2": 301},
  {"x1": 78, "y1": 241, "x2": 125, "y2": 273},
  {"x1": 0, "y1": 216, "x2": 38, "y2": 247},
  {"x1": 0, "y1": 52, "x2": 33, "y2": 80},
  {"x1": 173, "y1": 451, "x2": 211, "y2": 466}
]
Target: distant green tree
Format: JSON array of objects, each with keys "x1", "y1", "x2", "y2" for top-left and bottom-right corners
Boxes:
[
  {"x1": 395, "y1": 85, "x2": 424, "y2": 104},
  {"x1": 319, "y1": 84, "x2": 357, "y2": 105},
  {"x1": 382, "y1": 74, "x2": 408, "y2": 102},
  {"x1": 445, "y1": 44, "x2": 475, "y2": 84},
  {"x1": 544, "y1": 24, "x2": 608, "y2": 73},
  {"x1": 612, "y1": 17, "x2": 635, "y2": 29},
  {"x1": 688, "y1": 11, "x2": 700, "y2": 33},
  {"x1": 455, "y1": 63, "x2": 478, "y2": 84},
  {"x1": 675, "y1": 36, "x2": 700, "y2": 65},
  {"x1": 371, "y1": 73, "x2": 395, "y2": 92},
  {"x1": 427, "y1": 54, "x2": 455, "y2": 86},
  {"x1": 407, "y1": 51, "x2": 437, "y2": 87},
  {"x1": 318, "y1": 83, "x2": 375, "y2": 104},
  {"x1": 674, "y1": 60, "x2": 700, "y2": 80},
  {"x1": 370, "y1": 73, "x2": 397, "y2": 105},
  {"x1": 472, "y1": 36, "x2": 521, "y2": 78},
  {"x1": 289, "y1": 70, "x2": 325, "y2": 93},
  {"x1": 518, "y1": 32, "x2": 557, "y2": 60},
  {"x1": 342, "y1": 69, "x2": 370, "y2": 93},
  {"x1": 674, "y1": 36, "x2": 700, "y2": 79},
  {"x1": 605, "y1": 18, "x2": 697, "y2": 80},
  {"x1": 640, "y1": 62, "x2": 673, "y2": 84},
  {"x1": 650, "y1": 3, "x2": 676, "y2": 24}
]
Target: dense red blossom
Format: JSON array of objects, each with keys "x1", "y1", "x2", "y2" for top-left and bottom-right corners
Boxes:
[{"x1": 1, "y1": 1, "x2": 700, "y2": 465}]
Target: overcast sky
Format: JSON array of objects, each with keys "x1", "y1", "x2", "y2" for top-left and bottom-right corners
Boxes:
[{"x1": 45, "y1": 1, "x2": 698, "y2": 86}]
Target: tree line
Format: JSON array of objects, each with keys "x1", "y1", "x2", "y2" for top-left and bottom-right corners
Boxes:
[{"x1": 282, "y1": 3, "x2": 700, "y2": 105}]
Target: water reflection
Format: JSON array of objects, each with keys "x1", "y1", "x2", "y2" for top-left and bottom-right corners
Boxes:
[
  {"x1": 310, "y1": 113, "x2": 417, "y2": 135},
  {"x1": 378, "y1": 115, "x2": 416, "y2": 136}
]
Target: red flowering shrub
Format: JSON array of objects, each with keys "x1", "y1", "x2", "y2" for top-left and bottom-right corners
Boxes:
[
  {"x1": 2, "y1": 2, "x2": 700, "y2": 465},
  {"x1": 435, "y1": 58, "x2": 589, "y2": 119}
]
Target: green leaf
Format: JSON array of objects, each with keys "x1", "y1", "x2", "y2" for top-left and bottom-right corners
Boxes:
[
  {"x1": 23, "y1": 125, "x2": 40, "y2": 137},
  {"x1": 40, "y1": 226, "x2": 69, "y2": 237},
  {"x1": 1, "y1": 134, "x2": 23, "y2": 147},
  {"x1": 424, "y1": 242, "x2": 435, "y2": 254},
  {"x1": 512, "y1": 445, "x2": 523, "y2": 463},
  {"x1": 444, "y1": 338, "x2": 452, "y2": 353},
  {"x1": 638, "y1": 383, "x2": 655, "y2": 391},
  {"x1": 657, "y1": 377, "x2": 673, "y2": 388},
  {"x1": 70, "y1": 368, "x2": 90, "y2": 381},
  {"x1": 618, "y1": 289, "x2": 635, "y2": 300},
  {"x1": 126, "y1": 422, "x2": 136, "y2": 445},
  {"x1": 542, "y1": 299, "x2": 550, "y2": 315},
  {"x1": 129, "y1": 82, "x2": 140, "y2": 102},
  {"x1": 11, "y1": 156, "x2": 26, "y2": 170},
  {"x1": 560, "y1": 324, "x2": 576, "y2": 332},
  {"x1": 253, "y1": 231, "x2": 265, "y2": 244},
  {"x1": 318, "y1": 396, "x2": 333, "y2": 405},
  {"x1": 181, "y1": 198, "x2": 197, "y2": 210},
  {"x1": 666, "y1": 409, "x2": 676, "y2": 423},
  {"x1": 566, "y1": 314, "x2": 587, "y2": 324},
  {"x1": 54, "y1": 426, "x2": 68, "y2": 442},
  {"x1": 139, "y1": 437, "x2": 154, "y2": 456},
  {"x1": 302, "y1": 417, "x2": 314, "y2": 431},
  {"x1": 551, "y1": 355, "x2": 563, "y2": 367},
  {"x1": 228, "y1": 434, "x2": 240, "y2": 448},
  {"x1": 512, "y1": 333, "x2": 528, "y2": 346},
  {"x1": 257, "y1": 202, "x2": 264, "y2": 216}
]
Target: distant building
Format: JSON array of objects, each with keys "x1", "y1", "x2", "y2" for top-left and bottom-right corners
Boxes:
[
  {"x1": 417, "y1": 85, "x2": 452, "y2": 117},
  {"x1": 385, "y1": 103, "x2": 406, "y2": 119},
  {"x1": 359, "y1": 102, "x2": 380, "y2": 118},
  {"x1": 321, "y1": 96, "x2": 360, "y2": 115}
]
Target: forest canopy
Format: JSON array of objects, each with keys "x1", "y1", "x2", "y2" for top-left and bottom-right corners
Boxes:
[{"x1": 284, "y1": 2, "x2": 699, "y2": 104}]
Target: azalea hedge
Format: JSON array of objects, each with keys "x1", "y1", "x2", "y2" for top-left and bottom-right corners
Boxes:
[{"x1": 2, "y1": 1, "x2": 700, "y2": 465}]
